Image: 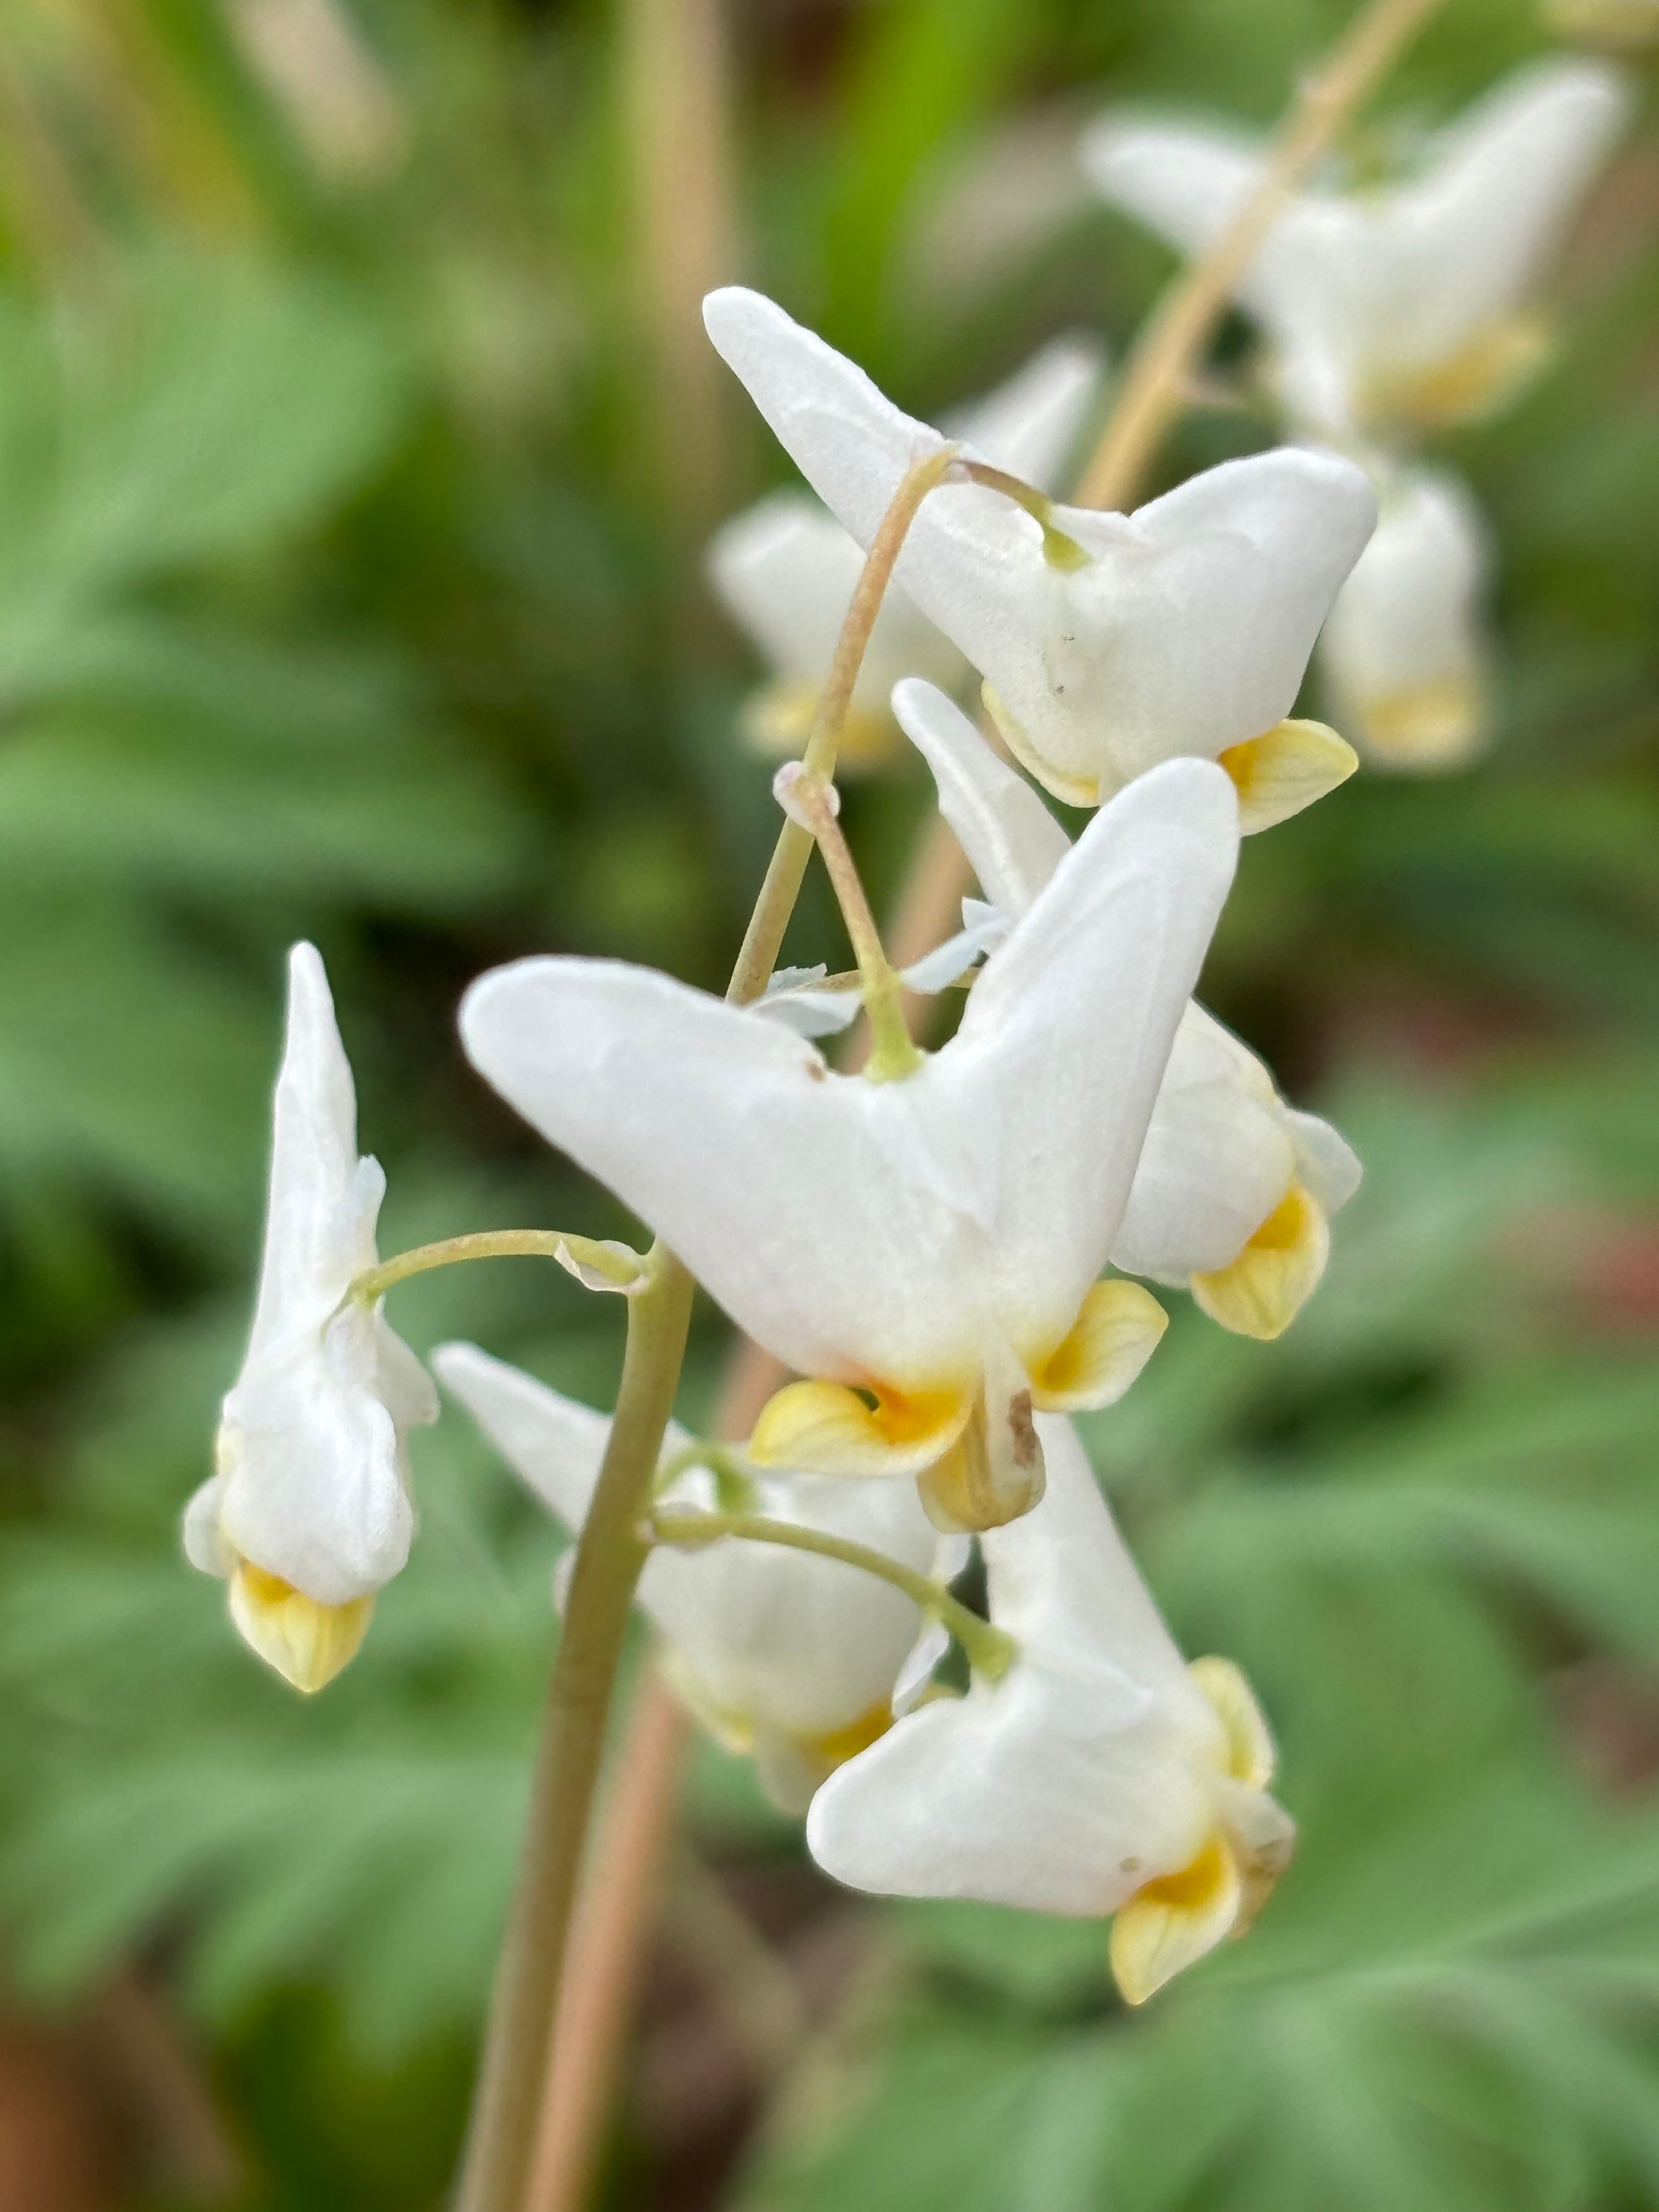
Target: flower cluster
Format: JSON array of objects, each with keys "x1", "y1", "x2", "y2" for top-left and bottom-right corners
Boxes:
[
  {"x1": 1086, "y1": 58, "x2": 1631, "y2": 768},
  {"x1": 187, "y1": 43, "x2": 1626, "y2": 2013}
]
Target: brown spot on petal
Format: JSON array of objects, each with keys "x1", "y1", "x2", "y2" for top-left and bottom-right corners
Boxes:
[{"x1": 1008, "y1": 1389, "x2": 1037, "y2": 1468}]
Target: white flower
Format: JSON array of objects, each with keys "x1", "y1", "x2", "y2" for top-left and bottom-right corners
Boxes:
[
  {"x1": 1319, "y1": 464, "x2": 1493, "y2": 771},
  {"x1": 703, "y1": 286, "x2": 1375, "y2": 825},
  {"x1": 433, "y1": 1341, "x2": 956, "y2": 1810},
  {"x1": 807, "y1": 1415, "x2": 1293, "y2": 2005},
  {"x1": 1084, "y1": 59, "x2": 1631, "y2": 439},
  {"x1": 707, "y1": 337, "x2": 1101, "y2": 769},
  {"x1": 184, "y1": 944, "x2": 437, "y2": 1691},
  {"x1": 895, "y1": 678, "x2": 1359, "y2": 1339},
  {"x1": 460, "y1": 758, "x2": 1240, "y2": 1532}
]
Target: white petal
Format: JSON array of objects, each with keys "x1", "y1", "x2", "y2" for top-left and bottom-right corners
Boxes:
[
  {"x1": 898, "y1": 906, "x2": 1012, "y2": 995},
  {"x1": 216, "y1": 1305, "x2": 416, "y2": 1604},
  {"x1": 247, "y1": 942, "x2": 381, "y2": 1351},
  {"x1": 432, "y1": 1340, "x2": 623, "y2": 1530},
  {"x1": 950, "y1": 758, "x2": 1239, "y2": 1350},
  {"x1": 1081, "y1": 113, "x2": 1266, "y2": 270},
  {"x1": 459, "y1": 959, "x2": 989, "y2": 1384},
  {"x1": 1318, "y1": 466, "x2": 1492, "y2": 764},
  {"x1": 1284, "y1": 1106, "x2": 1362, "y2": 1216},
  {"x1": 950, "y1": 335, "x2": 1102, "y2": 493},
  {"x1": 892, "y1": 678, "x2": 1068, "y2": 915},
  {"x1": 1113, "y1": 1005, "x2": 1294, "y2": 1282},
  {"x1": 182, "y1": 1471, "x2": 233, "y2": 1578}
]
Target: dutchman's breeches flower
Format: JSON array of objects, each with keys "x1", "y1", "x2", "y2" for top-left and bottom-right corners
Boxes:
[
  {"x1": 703, "y1": 286, "x2": 1376, "y2": 828},
  {"x1": 460, "y1": 759, "x2": 1240, "y2": 1532},
  {"x1": 434, "y1": 1342, "x2": 958, "y2": 1810},
  {"x1": 183, "y1": 945, "x2": 438, "y2": 1692},
  {"x1": 895, "y1": 680, "x2": 1359, "y2": 1339},
  {"x1": 807, "y1": 1415, "x2": 1295, "y2": 2005},
  {"x1": 1318, "y1": 464, "x2": 1494, "y2": 771},
  {"x1": 707, "y1": 337, "x2": 1101, "y2": 769},
  {"x1": 1084, "y1": 60, "x2": 1632, "y2": 442}
]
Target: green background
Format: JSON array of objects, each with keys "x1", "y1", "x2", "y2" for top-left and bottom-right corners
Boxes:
[{"x1": 0, "y1": 0, "x2": 1655, "y2": 2206}]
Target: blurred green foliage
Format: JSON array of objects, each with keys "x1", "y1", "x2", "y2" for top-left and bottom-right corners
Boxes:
[{"x1": 0, "y1": 0, "x2": 1652, "y2": 2207}]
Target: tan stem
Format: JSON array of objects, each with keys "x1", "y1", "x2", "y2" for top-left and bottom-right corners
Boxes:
[
  {"x1": 526, "y1": 1336, "x2": 785, "y2": 2212},
  {"x1": 1074, "y1": 0, "x2": 1448, "y2": 512}
]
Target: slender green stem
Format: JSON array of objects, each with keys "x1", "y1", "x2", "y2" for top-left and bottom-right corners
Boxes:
[
  {"x1": 956, "y1": 459, "x2": 1091, "y2": 571},
  {"x1": 726, "y1": 443, "x2": 960, "y2": 1008},
  {"x1": 1075, "y1": 0, "x2": 1448, "y2": 512},
  {"x1": 453, "y1": 1248, "x2": 696, "y2": 2212},
  {"x1": 349, "y1": 1231, "x2": 645, "y2": 1307},
  {"x1": 650, "y1": 1507, "x2": 1017, "y2": 1683}
]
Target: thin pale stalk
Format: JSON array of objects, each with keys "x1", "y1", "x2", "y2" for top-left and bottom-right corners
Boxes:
[
  {"x1": 1075, "y1": 0, "x2": 1448, "y2": 512},
  {"x1": 650, "y1": 1508, "x2": 1016, "y2": 1681},
  {"x1": 452, "y1": 1250, "x2": 696, "y2": 2212},
  {"x1": 351, "y1": 1231, "x2": 642, "y2": 1306},
  {"x1": 725, "y1": 444, "x2": 961, "y2": 1006}
]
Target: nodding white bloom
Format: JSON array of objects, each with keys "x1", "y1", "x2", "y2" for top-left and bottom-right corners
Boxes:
[
  {"x1": 1084, "y1": 60, "x2": 1631, "y2": 440},
  {"x1": 184, "y1": 945, "x2": 437, "y2": 1692},
  {"x1": 807, "y1": 1415, "x2": 1294, "y2": 2006},
  {"x1": 895, "y1": 679, "x2": 1358, "y2": 1339},
  {"x1": 1319, "y1": 465, "x2": 1494, "y2": 772},
  {"x1": 703, "y1": 286, "x2": 1375, "y2": 826},
  {"x1": 460, "y1": 758, "x2": 1240, "y2": 1533},
  {"x1": 434, "y1": 1341, "x2": 957, "y2": 1812},
  {"x1": 708, "y1": 337, "x2": 1101, "y2": 770}
]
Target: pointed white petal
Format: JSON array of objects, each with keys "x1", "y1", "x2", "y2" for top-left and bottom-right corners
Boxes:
[
  {"x1": 949, "y1": 759, "x2": 1239, "y2": 1350},
  {"x1": 431, "y1": 1340, "x2": 619, "y2": 1530},
  {"x1": 1284, "y1": 1106, "x2": 1362, "y2": 1216},
  {"x1": 1081, "y1": 114, "x2": 1265, "y2": 268},
  {"x1": 893, "y1": 678, "x2": 1068, "y2": 915},
  {"x1": 1319, "y1": 467, "x2": 1493, "y2": 768},
  {"x1": 1114, "y1": 1005, "x2": 1294, "y2": 1282},
  {"x1": 183, "y1": 1471, "x2": 233, "y2": 1578},
  {"x1": 898, "y1": 906, "x2": 1012, "y2": 995},
  {"x1": 460, "y1": 958, "x2": 988, "y2": 1385}
]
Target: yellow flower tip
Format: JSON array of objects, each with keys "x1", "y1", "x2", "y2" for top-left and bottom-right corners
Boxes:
[
  {"x1": 1355, "y1": 674, "x2": 1491, "y2": 772},
  {"x1": 1362, "y1": 315, "x2": 1554, "y2": 433},
  {"x1": 1189, "y1": 1181, "x2": 1330, "y2": 1341},
  {"x1": 807, "y1": 1699, "x2": 895, "y2": 1769},
  {"x1": 1189, "y1": 1655, "x2": 1277, "y2": 1791},
  {"x1": 744, "y1": 680, "x2": 900, "y2": 771},
  {"x1": 917, "y1": 1419, "x2": 1040, "y2": 1534},
  {"x1": 228, "y1": 1561, "x2": 374, "y2": 1693},
  {"x1": 1217, "y1": 719, "x2": 1357, "y2": 834},
  {"x1": 1110, "y1": 1836, "x2": 1244, "y2": 2006},
  {"x1": 1029, "y1": 1278, "x2": 1167, "y2": 1413},
  {"x1": 980, "y1": 682, "x2": 1101, "y2": 809},
  {"x1": 748, "y1": 1376, "x2": 972, "y2": 1479}
]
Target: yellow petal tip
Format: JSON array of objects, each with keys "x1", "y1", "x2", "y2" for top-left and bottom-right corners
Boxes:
[
  {"x1": 229, "y1": 1561, "x2": 374, "y2": 1692},
  {"x1": 749, "y1": 1377, "x2": 971, "y2": 1479},
  {"x1": 1189, "y1": 1182, "x2": 1329, "y2": 1341},
  {"x1": 1353, "y1": 674, "x2": 1490, "y2": 772},
  {"x1": 1218, "y1": 720, "x2": 1357, "y2": 833},
  {"x1": 1030, "y1": 1279, "x2": 1167, "y2": 1412},
  {"x1": 1110, "y1": 1837, "x2": 1243, "y2": 2006}
]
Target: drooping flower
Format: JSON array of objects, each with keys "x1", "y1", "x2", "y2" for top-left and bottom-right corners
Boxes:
[
  {"x1": 460, "y1": 758, "x2": 1240, "y2": 1532},
  {"x1": 1083, "y1": 59, "x2": 1631, "y2": 441},
  {"x1": 806, "y1": 1413, "x2": 1295, "y2": 2005},
  {"x1": 702, "y1": 286, "x2": 1375, "y2": 825},
  {"x1": 1318, "y1": 465, "x2": 1493, "y2": 771},
  {"x1": 707, "y1": 337, "x2": 1101, "y2": 769},
  {"x1": 184, "y1": 944, "x2": 437, "y2": 1691},
  {"x1": 895, "y1": 679, "x2": 1359, "y2": 1339},
  {"x1": 434, "y1": 1341, "x2": 957, "y2": 1810}
]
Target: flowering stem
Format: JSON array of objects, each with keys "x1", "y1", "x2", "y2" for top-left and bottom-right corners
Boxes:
[
  {"x1": 649, "y1": 1506, "x2": 1017, "y2": 1683},
  {"x1": 956, "y1": 459, "x2": 1091, "y2": 571},
  {"x1": 1074, "y1": 0, "x2": 1448, "y2": 512},
  {"x1": 453, "y1": 1245, "x2": 696, "y2": 2212},
  {"x1": 726, "y1": 442, "x2": 960, "y2": 1007},
  {"x1": 348, "y1": 1231, "x2": 645, "y2": 1307}
]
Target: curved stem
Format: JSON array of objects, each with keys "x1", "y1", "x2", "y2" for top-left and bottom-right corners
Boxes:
[
  {"x1": 350, "y1": 1231, "x2": 644, "y2": 1307},
  {"x1": 1074, "y1": 0, "x2": 1448, "y2": 512},
  {"x1": 726, "y1": 443, "x2": 960, "y2": 1008},
  {"x1": 452, "y1": 1249, "x2": 696, "y2": 2212},
  {"x1": 650, "y1": 1506, "x2": 1016, "y2": 1682}
]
